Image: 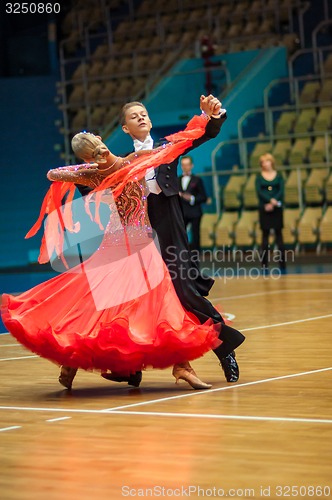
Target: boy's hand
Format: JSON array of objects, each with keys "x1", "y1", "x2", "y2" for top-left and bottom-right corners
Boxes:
[{"x1": 200, "y1": 94, "x2": 223, "y2": 116}]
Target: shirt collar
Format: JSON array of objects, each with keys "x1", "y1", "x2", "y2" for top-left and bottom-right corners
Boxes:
[{"x1": 133, "y1": 134, "x2": 154, "y2": 151}]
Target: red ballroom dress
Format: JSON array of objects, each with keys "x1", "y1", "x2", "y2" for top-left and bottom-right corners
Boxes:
[{"x1": 1, "y1": 115, "x2": 221, "y2": 375}]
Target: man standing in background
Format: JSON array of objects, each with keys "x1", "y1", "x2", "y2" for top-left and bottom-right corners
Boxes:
[{"x1": 179, "y1": 155, "x2": 208, "y2": 254}]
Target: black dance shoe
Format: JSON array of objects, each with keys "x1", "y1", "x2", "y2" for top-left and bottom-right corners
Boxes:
[
  {"x1": 101, "y1": 371, "x2": 142, "y2": 387},
  {"x1": 220, "y1": 351, "x2": 239, "y2": 383}
]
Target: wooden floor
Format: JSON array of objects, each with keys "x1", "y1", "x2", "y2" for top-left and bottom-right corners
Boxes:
[{"x1": 1, "y1": 273, "x2": 332, "y2": 499}]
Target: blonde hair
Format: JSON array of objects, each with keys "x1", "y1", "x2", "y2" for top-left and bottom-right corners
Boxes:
[
  {"x1": 71, "y1": 132, "x2": 109, "y2": 164},
  {"x1": 259, "y1": 153, "x2": 276, "y2": 169}
]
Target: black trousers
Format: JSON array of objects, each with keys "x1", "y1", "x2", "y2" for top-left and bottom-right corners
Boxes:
[
  {"x1": 148, "y1": 193, "x2": 245, "y2": 358},
  {"x1": 184, "y1": 214, "x2": 202, "y2": 253},
  {"x1": 261, "y1": 229, "x2": 286, "y2": 269}
]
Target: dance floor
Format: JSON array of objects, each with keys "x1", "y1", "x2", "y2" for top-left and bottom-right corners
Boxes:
[{"x1": 1, "y1": 273, "x2": 332, "y2": 499}]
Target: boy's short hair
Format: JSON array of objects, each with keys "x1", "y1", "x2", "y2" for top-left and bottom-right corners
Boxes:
[{"x1": 120, "y1": 102, "x2": 147, "y2": 125}]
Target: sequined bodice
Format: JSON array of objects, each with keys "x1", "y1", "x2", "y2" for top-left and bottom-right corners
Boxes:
[
  {"x1": 47, "y1": 164, "x2": 151, "y2": 230},
  {"x1": 114, "y1": 181, "x2": 149, "y2": 228},
  {"x1": 101, "y1": 181, "x2": 152, "y2": 252}
]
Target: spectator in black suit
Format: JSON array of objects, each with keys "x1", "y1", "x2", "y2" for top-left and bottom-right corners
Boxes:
[{"x1": 179, "y1": 155, "x2": 207, "y2": 253}]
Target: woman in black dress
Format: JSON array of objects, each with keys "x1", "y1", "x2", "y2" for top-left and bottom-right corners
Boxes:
[{"x1": 255, "y1": 153, "x2": 286, "y2": 272}]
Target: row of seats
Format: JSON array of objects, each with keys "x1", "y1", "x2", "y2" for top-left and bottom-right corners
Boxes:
[
  {"x1": 61, "y1": 0, "x2": 123, "y2": 35},
  {"x1": 68, "y1": 49, "x2": 174, "y2": 92},
  {"x1": 66, "y1": 9, "x2": 285, "y2": 84},
  {"x1": 274, "y1": 105, "x2": 332, "y2": 136},
  {"x1": 58, "y1": 0, "x2": 303, "y2": 139},
  {"x1": 61, "y1": 0, "x2": 295, "y2": 55},
  {"x1": 284, "y1": 167, "x2": 332, "y2": 205},
  {"x1": 66, "y1": 32, "x2": 297, "y2": 132},
  {"x1": 298, "y1": 76, "x2": 332, "y2": 104},
  {"x1": 213, "y1": 33, "x2": 299, "y2": 59},
  {"x1": 240, "y1": 49, "x2": 332, "y2": 172},
  {"x1": 60, "y1": 0, "x2": 122, "y2": 55},
  {"x1": 64, "y1": 30, "x2": 297, "y2": 105},
  {"x1": 221, "y1": 168, "x2": 332, "y2": 210},
  {"x1": 134, "y1": 0, "x2": 301, "y2": 23},
  {"x1": 249, "y1": 133, "x2": 332, "y2": 168},
  {"x1": 116, "y1": 10, "x2": 281, "y2": 41},
  {"x1": 200, "y1": 205, "x2": 332, "y2": 249},
  {"x1": 69, "y1": 105, "x2": 121, "y2": 132},
  {"x1": 63, "y1": 0, "x2": 301, "y2": 85},
  {"x1": 67, "y1": 75, "x2": 150, "y2": 107}
]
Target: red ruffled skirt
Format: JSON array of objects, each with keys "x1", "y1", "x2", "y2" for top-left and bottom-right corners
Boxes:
[{"x1": 1, "y1": 228, "x2": 221, "y2": 375}]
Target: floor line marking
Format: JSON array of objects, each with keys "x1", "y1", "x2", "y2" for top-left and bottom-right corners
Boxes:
[
  {"x1": 280, "y1": 275, "x2": 332, "y2": 281},
  {"x1": 0, "y1": 344, "x2": 23, "y2": 348},
  {"x1": 213, "y1": 274, "x2": 332, "y2": 283},
  {"x1": 0, "y1": 368, "x2": 330, "y2": 416},
  {"x1": 212, "y1": 289, "x2": 332, "y2": 302},
  {"x1": 0, "y1": 408, "x2": 330, "y2": 425},
  {"x1": 100, "y1": 410, "x2": 332, "y2": 425},
  {"x1": 102, "y1": 366, "x2": 332, "y2": 411},
  {"x1": 241, "y1": 314, "x2": 332, "y2": 332},
  {"x1": 46, "y1": 417, "x2": 72, "y2": 423},
  {"x1": 0, "y1": 426, "x2": 22, "y2": 432},
  {"x1": 0, "y1": 406, "x2": 106, "y2": 414},
  {"x1": 0, "y1": 355, "x2": 38, "y2": 362}
]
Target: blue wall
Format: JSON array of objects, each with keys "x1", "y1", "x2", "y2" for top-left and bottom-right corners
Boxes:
[{"x1": 0, "y1": 76, "x2": 63, "y2": 269}]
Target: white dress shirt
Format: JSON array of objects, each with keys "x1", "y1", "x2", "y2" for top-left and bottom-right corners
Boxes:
[
  {"x1": 133, "y1": 134, "x2": 161, "y2": 195},
  {"x1": 181, "y1": 175, "x2": 195, "y2": 205},
  {"x1": 181, "y1": 175, "x2": 191, "y2": 191}
]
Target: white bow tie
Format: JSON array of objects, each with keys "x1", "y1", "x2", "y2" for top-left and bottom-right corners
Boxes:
[{"x1": 133, "y1": 135, "x2": 154, "y2": 151}]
